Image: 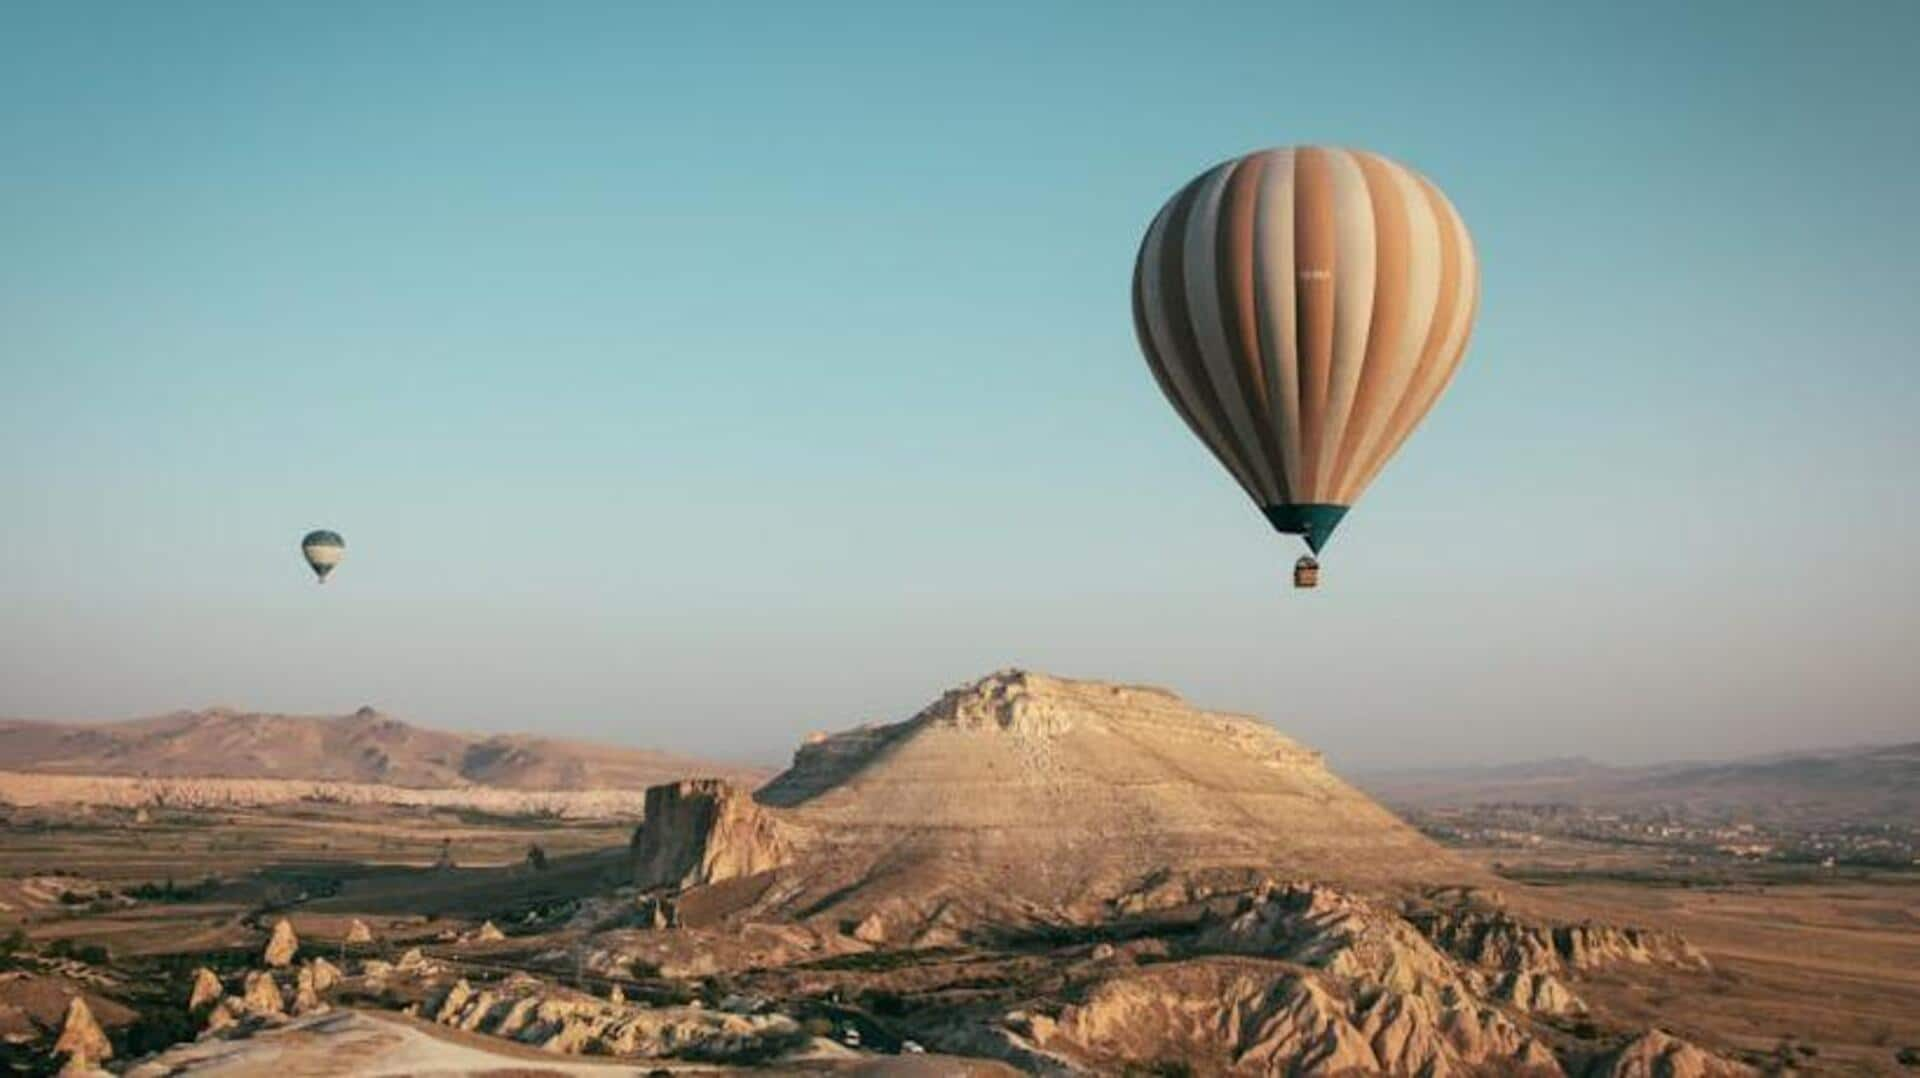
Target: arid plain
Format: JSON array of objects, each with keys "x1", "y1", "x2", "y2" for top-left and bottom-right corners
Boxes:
[{"x1": 2, "y1": 673, "x2": 1914, "y2": 1075}]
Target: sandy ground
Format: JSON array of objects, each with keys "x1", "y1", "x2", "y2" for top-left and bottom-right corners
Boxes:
[
  {"x1": 125, "y1": 1009, "x2": 700, "y2": 1075},
  {"x1": 123, "y1": 1009, "x2": 1019, "y2": 1077},
  {"x1": 1451, "y1": 844, "x2": 1920, "y2": 1074}
]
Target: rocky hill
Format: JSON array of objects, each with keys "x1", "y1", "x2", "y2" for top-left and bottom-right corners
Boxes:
[
  {"x1": 0, "y1": 706, "x2": 767, "y2": 792},
  {"x1": 628, "y1": 670, "x2": 1479, "y2": 934},
  {"x1": 565, "y1": 671, "x2": 1750, "y2": 1075}
]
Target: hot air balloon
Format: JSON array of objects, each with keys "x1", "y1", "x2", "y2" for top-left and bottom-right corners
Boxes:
[
  {"x1": 1132, "y1": 146, "x2": 1479, "y2": 586},
  {"x1": 301, "y1": 530, "x2": 345, "y2": 583}
]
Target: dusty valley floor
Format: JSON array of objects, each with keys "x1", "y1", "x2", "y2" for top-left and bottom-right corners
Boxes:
[{"x1": 1, "y1": 673, "x2": 1914, "y2": 1075}]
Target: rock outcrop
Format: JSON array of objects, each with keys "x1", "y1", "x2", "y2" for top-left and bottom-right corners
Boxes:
[
  {"x1": 988, "y1": 880, "x2": 1638, "y2": 1075},
  {"x1": 262, "y1": 919, "x2": 298, "y2": 968},
  {"x1": 306, "y1": 958, "x2": 341, "y2": 994},
  {"x1": 200, "y1": 997, "x2": 245, "y2": 1037},
  {"x1": 240, "y1": 971, "x2": 284, "y2": 1017},
  {"x1": 289, "y1": 966, "x2": 327, "y2": 1017},
  {"x1": 1023, "y1": 958, "x2": 1560, "y2": 1077},
  {"x1": 1587, "y1": 1030, "x2": 1756, "y2": 1077},
  {"x1": 1416, "y1": 907, "x2": 1710, "y2": 974},
  {"x1": 630, "y1": 779, "x2": 797, "y2": 890},
  {"x1": 1193, "y1": 883, "x2": 1474, "y2": 1004},
  {"x1": 423, "y1": 973, "x2": 811, "y2": 1062},
  {"x1": 1493, "y1": 969, "x2": 1586, "y2": 1016},
  {"x1": 186, "y1": 968, "x2": 222, "y2": 1014},
  {"x1": 53, "y1": 996, "x2": 111, "y2": 1069},
  {"x1": 344, "y1": 919, "x2": 374, "y2": 945},
  {"x1": 432, "y1": 979, "x2": 474, "y2": 1024}
]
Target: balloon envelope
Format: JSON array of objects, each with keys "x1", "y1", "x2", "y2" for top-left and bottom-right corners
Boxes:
[
  {"x1": 301, "y1": 529, "x2": 345, "y2": 582},
  {"x1": 1132, "y1": 146, "x2": 1479, "y2": 552}
]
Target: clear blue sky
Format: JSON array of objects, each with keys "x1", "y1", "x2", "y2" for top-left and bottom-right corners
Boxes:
[{"x1": 3, "y1": 2, "x2": 1915, "y2": 769}]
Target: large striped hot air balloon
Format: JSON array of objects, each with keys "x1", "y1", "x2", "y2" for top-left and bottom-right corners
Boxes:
[
  {"x1": 301, "y1": 529, "x2": 345, "y2": 583},
  {"x1": 1132, "y1": 146, "x2": 1479, "y2": 582}
]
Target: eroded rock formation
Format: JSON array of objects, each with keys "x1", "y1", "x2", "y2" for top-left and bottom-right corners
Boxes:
[
  {"x1": 1415, "y1": 907, "x2": 1710, "y2": 974},
  {"x1": 423, "y1": 973, "x2": 811, "y2": 1061},
  {"x1": 53, "y1": 996, "x2": 110, "y2": 1069},
  {"x1": 1587, "y1": 1030, "x2": 1757, "y2": 1077},
  {"x1": 306, "y1": 957, "x2": 341, "y2": 994},
  {"x1": 630, "y1": 779, "x2": 797, "y2": 889},
  {"x1": 262, "y1": 918, "x2": 298, "y2": 968},
  {"x1": 239, "y1": 971, "x2": 284, "y2": 1017},
  {"x1": 463, "y1": 921, "x2": 506, "y2": 943},
  {"x1": 186, "y1": 968, "x2": 222, "y2": 1014}
]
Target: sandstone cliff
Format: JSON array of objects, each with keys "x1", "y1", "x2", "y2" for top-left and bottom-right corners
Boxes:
[{"x1": 630, "y1": 779, "x2": 798, "y2": 889}]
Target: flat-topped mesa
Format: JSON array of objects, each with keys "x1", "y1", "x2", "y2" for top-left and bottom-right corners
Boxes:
[{"x1": 630, "y1": 779, "x2": 796, "y2": 890}]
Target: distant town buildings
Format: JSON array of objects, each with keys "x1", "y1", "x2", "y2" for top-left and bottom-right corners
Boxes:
[{"x1": 1406, "y1": 803, "x2": 1917, "y2": 871}]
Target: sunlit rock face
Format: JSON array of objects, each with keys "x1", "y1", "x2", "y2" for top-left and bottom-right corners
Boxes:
[
  {"x1": 629, "y1": 779, "x2": 798, "y2": 889},
  {"x1": 633, "y1": 670, "x2": 1479, "y2": 933}
]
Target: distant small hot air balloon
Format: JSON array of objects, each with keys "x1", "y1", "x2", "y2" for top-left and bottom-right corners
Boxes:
[
  {"x1": 301, "y1": 530, "x2": 345, "y2": 583},
  {"x1": 1133, "y1": 146, "x2": 1480, "y2": 587}
]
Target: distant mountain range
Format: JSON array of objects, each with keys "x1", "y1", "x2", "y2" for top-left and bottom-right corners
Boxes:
[
  {"x1": 0, "y1": 706, "x2": 769, "y2": 791},
  {"x1": 1355, "y1": 742, "x2": 1920, "y2": 822}
]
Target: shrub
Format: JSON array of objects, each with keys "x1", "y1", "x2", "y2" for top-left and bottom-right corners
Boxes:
[{"x1": 0, "y1": 928, "x2": 27, "y2": 970}]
